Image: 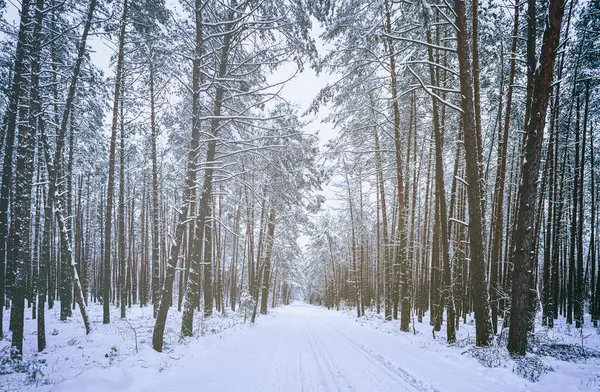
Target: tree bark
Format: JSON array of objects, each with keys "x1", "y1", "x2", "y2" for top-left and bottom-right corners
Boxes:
[
  {"x1": 181, "y1": 2, "x2": 235, "y2": 336},
  {"x1": 490, "y1": 3, "x2": 519, "y2": 334},
  {"x1": 0, "y1": 0, "x2": 32, "y2": 340},
  {"x1": 373, "y1": 104, "x2": 390, "y2": 320},
  {"x1": 384, "y1": 0, "x2": 409, "y2": 331},
  {"x1": 575, "y1": 83, "x2": 588, "y2": 328},
  {"x1": 119, "y1": 72, "x2": 127, "y2": 319},
  {"x1": 150, "y1": 59, "x2": 161, "y2": 319},
  {"x1": 453, "y1": 0, "x2": 493, "y2": 346},
  {"x1": 103, "y1": 0, "x2": 128, "y2": 324},
  {"x1": 423, "y1": 12, "x2": 454, "y2": 342},
  {"x1": 507, "y1": 0, "x2": 565, "y2": 355},
  {"x1": 260, "y1": 207, "x2": 276, "y2": 315}
]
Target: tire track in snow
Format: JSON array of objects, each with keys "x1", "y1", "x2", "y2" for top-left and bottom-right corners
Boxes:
[
  {"x1": 251, "y1": 325, "x2": 288, "y2": 392},
  {"x1": 299, "y1": 321, "x2": 330, "y2": 392},
  {"x1": 304, "y1": 318, "x2": 344, "y2": 392},
  {"x1": 304, "y1": 317, "x2": 349, "y2": 392},
  {"x1": 322, "y1": 320, "x2": 444, "y2": 392},
  {"x1": 298, "y1": 339, "x2": 310, "y2": 392},
  {"x1": 309, "y1": 316, "x2": 410, "y2": 392}
]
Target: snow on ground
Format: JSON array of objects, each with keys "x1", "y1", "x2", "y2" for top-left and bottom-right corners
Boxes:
[
  {"x1": 1, "y1": 302, "x2": 262, "y2": 391},
  {"x1": 338, "y1": 305, "x2": 600, "y2": 391},
  {"x1": 2, "y1": 302, "x2": 600, "y2": 391}
]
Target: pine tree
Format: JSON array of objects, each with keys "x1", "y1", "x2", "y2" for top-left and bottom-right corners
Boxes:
[
  {"x1": 103, "y1": 0, "x2": 129, "y2": 325},
  {"x1": 507, "y1": 0, "x2": 566, "y2": 355}
]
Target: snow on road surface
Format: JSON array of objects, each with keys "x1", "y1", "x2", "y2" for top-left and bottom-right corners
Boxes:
[{"x1": 51, "y1": 302, "x2": 541, "y2": 392}]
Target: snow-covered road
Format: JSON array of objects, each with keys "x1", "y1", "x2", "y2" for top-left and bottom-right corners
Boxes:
[
  {"x1": 91, "y1": 302, "x2": 532, "y2": 392},
  {"x1": 126, "y1": 303, "x2": 428, "y2": 392}
]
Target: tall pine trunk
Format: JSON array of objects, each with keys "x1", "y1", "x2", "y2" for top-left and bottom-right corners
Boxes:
[
  {"x1": 181, "y1": 2, "x2": 235, "y2": 336},
  {"x1": 103, "y1": 0, "x2": 128, "y2": 324},
  {"x1": 150, "y1": 59, "x2": 160, "y2": 319},
  {"x1": 384, "y1": 0, "x2": 409, "y2": 331},
  {"x1": 260, "y1": 207, "x2": 276, "y2": 315},
  {"x1": 0, "y1": 0, "x2": 32, "y2": 340},
  {"x1": 119, "y1": 73, "x2": 127, "y2": 319},
  {"x1": 507, "y1": 0, "x2": 565, "y2": 355},
  {"x1": 453, "y1": 0, "x2": 493, "y2": 346},
  {"x1": 490, "y1": 3, "x2": 519, "y2": 334}
]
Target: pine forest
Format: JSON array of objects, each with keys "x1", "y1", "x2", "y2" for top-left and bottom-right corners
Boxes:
[{"x1": 0, "y1": 0, "x2": 599, "y2": 390}]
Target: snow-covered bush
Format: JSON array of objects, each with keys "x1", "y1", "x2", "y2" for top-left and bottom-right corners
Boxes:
[
  {"x1": 583, "y1": 374, "x2": 600, "y2": 389},
  {"x1": 239, "y1": 293, "x2": 255, "y2": 313},
  {"x1": 462, "y1": 345, "x2": 511, "y2": 368},
  {"x1": 532, "y1": 342, "x2": 600, "y2": 362},
  {"x1": 0, "y1": 346, "x2": 47, "y2": 386},
  {"x1": 528, "y1": 328, "x2": 600, "y2": 362},
  {"x1": 238, "y1": 293, "x2": 255, "y2": 322},
  {"x1": 104, "y1": 346, "x2": 119, "y2": 365},
  {"x1": 512, "y1": 356, "x2": 553, "y2": 382}
]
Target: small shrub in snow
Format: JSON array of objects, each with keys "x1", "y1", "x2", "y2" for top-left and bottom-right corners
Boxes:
[
  {"x1": 454, "y1": 329, "x2": 475, "y2": 348},
  {"x1": 512, "y1": 356, "x2": 552, "y2": 382},
  {"x1": 104, "y1": 346, "x2": 119, "y2": 365},
  {"x1": 463, "y1": 345, "x2": 511, "y2": 368},
  {"x1": 239, "y1": 293, "x2": 255, "y2": 313},
  {"x1": 528, "y1": 329, "x2": 600, "y2": 362},
  {"x1": 532, "y1": 343, "x2": 600, "y2": 362},
  {"x1": 583, "y1": 374, "x2": 600, "y2": 389},
  {"x1": 496, "y1": 329, "x2": 509, "y2": 347},
  {"x1": 119, "y1": 319, "x2": 139, "y2": 353},
  {"x1": 67, "y1": 337, "x2": 79, "y2": 346},
  {"x1": 239, "y1": 293, "x2": 255, "y2": 322},
  {"x1": 0, "y1": 346, "x2": 48, "y2": 386},
  {"x1": 198, "y1": 316, "x2": 206, "y2": 337}
]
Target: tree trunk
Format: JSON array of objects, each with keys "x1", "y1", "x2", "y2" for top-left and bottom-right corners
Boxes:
[
  {"x1": 260, "y1": 207, "x2": 276, "y2": 315},
  {"x1": 181, "y1": 2, "x2": 234, "y2": 336},
  {"x1": 10, "y1": 18, "x2": 35, "y2": 356},
  {"x1": 119, "y1": 72, "x2": 127, "y2": 319},
  {"x1": 0, "y1": 0, "x2": 32, "y2": 340},
  {"x1": 567, "y1": 101, "x2": 580, "y2": 326},
  {"x1": 590, "y1": 89, "x2": 598, "y2": 326},
  {"x1": 203, "y1": 208, "x2": 214, "y2": 317},
  {"x1": 103, "y1": 0, "x2": 128, "y2": 325},
  {"x1": 471, "y1": 0, "x2": 484, "y2": 196},
  {"x1": 37, "y1": 0, "x2": 97, "y2": 347},
  {"x1": 490, "y1": 3, "x2": 519, "y2": 334},
  {"x1": 373, "y1": 103, "x2": 390, "y2": 320},
  {"x1": 150, "y1": 60, "x2": 161, "y2": 319},
  {"x1": 575, "y1": 83, "x2": 588, "y2": 328},
  {"x1": 423, "y1": 14, "x2": 455, "y2": 342},
  {"x1": 542, "y1": 102, "x2": 557, "y2": 327},
  {"x1": 346, "y1": 173, "x2": 361, "y2": 318},
  {"x1": 453, "y1": 0, "x2": 493, "y2": 346},
  {"x1": 507, "y1": 0, "x2": 565, "y2": 354},
  {"x1": 384, "y1": 0, "x2": 408, "y2": 331}
]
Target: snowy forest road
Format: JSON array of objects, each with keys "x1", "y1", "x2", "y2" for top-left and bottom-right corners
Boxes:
[
  {"x1": 133, "y1": 303, "x2": 431, "y2": 392},
  {"x1": 112, "y1": 303, "x2": 530, "y2": 392}
]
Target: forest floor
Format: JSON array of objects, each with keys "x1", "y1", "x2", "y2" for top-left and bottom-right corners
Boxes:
[{"x1": 2, "y1": 302, "x2": 600, "y2": 391}]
